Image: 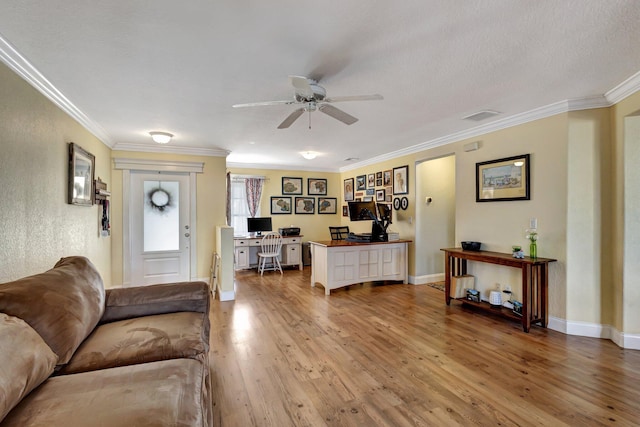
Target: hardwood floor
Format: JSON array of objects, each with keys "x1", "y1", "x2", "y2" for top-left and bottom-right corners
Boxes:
[{"x1": 209, "y1": 267, "x2": 640, "y2": 426}]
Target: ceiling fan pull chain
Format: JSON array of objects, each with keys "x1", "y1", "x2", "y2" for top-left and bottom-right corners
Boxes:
[{"x1": 308, "y1": 109, "x2": 311, "y2": 129}]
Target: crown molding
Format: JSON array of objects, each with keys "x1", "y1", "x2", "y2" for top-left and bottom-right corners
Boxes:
[
  {"x1": 226, "y1": 161, "x2": 337, "y2": 173},
  {"x1": 113, "y1": 158, "x2": 204, "y2": 173},
  {"x1": 0, "y1": 33, "x2": 113, "y2": 147},
  {"x1": 605, "y1": 70, "x2": 640, "y2": 105},
  {"x1": 113, "y1": 143, "x2": 229, "y2": 158}
]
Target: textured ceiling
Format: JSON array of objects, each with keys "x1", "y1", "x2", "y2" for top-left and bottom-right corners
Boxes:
[{"x1": 1, "y1": 1, "x2": 640, "y2": 171}]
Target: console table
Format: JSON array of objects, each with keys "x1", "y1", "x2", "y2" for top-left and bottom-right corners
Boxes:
[
  {"x1": 441, "y1": 248, "x2": 557, "y2": 332},
  {"x1": 309, "y1": 240, "x2": 411, "y2": 295},
  {"x1": 234, "y1": 235, "x2": 303, "y2": 271}
]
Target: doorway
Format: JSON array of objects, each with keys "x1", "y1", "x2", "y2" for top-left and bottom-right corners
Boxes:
[{"x1": 415, "y1": 154, "x2": 456, "y2": 283}]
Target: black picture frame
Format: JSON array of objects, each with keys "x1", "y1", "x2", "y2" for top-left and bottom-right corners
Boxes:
[
  {"x1": 294, "y1": 197, "x2": 315, "y2": 214},
  {"x1": 476, "y1": 154, "x2": 530, "y2": 202},
  {"x1": 68, "y1": 142, "x2": 95, "y2": 206},
  {"x1": 344, "y1": 178, "x2": 354, "y2": 201},
  {"x1": 307, "y1": 178, "x2": 327, "y2": 195},
  {"x1": 317, "y1": 197, "x2": 337, "y2": 214},
  {"x1": 282, "y1": 177, "x2": 303, "y2": 195},
  {"x1": 393, "y1": 165, "x2": 409, "y2": 195},
  {"x1": 356, "y1": 175, "x2": 366, "y2": 191},
  {"x1": 270, "y1": 196, "x2": 292, "y2": 214}
]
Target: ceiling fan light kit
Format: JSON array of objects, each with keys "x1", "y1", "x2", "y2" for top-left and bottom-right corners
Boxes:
[
  {"x1": 149, "y1": 131, "x2": 173, "y2": 144},
  {"x1": 233, "y1": 75, "x2": 383, "y2": 129},
  {"x1": 301, "y1": 151, "x2": 317, "y2": 160}
]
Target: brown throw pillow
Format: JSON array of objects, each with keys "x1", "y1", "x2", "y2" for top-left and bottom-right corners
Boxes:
[
  {"x1": 0, "y1": 256, "x2": 105, "y2": 365},
  {"x1": 0, "y1": 313, "x2": 58, "y2": 422}
]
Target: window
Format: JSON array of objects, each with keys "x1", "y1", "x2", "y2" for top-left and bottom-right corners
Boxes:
[{"x1": 229, "y1": 175, "x2": 263, "y2": 236}]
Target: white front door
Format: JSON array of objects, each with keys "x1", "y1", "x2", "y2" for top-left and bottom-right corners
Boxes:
[{"x1": 130, "y1": 171, "x2": 191, "y2": 286}]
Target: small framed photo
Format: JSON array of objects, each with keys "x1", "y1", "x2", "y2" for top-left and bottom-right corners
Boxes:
[
  {"x1": 376, "y1": 171, "x2": 383, "y2": 179},
  {"x1": 356, "y1": 175, "x2": 366, "y2": 191},
  {"x1": 68, "y1": 142, "x2": 95, "y2": 206},
  {"x1": 270, "y1": 196, "x2": 292, "y2": 214},
  {"x1": 363, "y1": 196, "x2": 373, "y2": 202},
  {"x1": 308, "y1": 178, "x2": 327, "y2": 195},
  {"x1": 375, "y1": 178, "x2": 383, "y2": 187},
  {"x1": 393, "y1": 165, "x2": 409, "y2": 195},
  {"x1": 476, "y1": 154, "x2": 530, "y2": 202},
  {"x1": 295, "y1": 197, "x2": 315, "y2": 214},
  {"x1": 376, "y1": 189, "x2": 385, "y2": 202},
  {"x1": 344, "y1": 178, "x2": 354, "y2": 201},
  {"x1": 342, "y1": 205, "x2": 348, "y2": 216},
  {"x1": 317, "y1": 197, "x2": 337, "y2": 214},
  {"x1": 366, "y1": 189, "x2": 375, "y2": 196},
  {"x1": 383, "y1": 170, "x2": 392, "y2": 186},
  {"x1": 367, "y1": 173, "x2": 375, "y2": 188},
  {"x1": 282, "y1": 177, "x2": 303, "y2": 195}
]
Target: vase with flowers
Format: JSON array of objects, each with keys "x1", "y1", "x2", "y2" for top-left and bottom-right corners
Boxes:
[{"x1": 526, "y1": 229, "x2": 538, "y2": 259}]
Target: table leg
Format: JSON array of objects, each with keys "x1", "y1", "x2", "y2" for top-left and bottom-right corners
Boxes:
[
  {"x1": 541, "y1": 264, "x2": 548, "y2": 328},
  {"x1": 522, "y1": 265, "x2": 532, "y2": 332},
  {"x1": 445, "y1": 254, "x2": 452, "y2": 305}
]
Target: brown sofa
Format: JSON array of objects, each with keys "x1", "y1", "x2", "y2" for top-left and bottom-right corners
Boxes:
[{"x1": 0, "y1": 256, "x2": 212, "y2": 426}]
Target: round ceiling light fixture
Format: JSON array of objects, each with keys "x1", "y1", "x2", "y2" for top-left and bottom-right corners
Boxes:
[
  {"x1": 301, "y1": 151, "x2": 317, "y2": 160},
  {"x1": 149, "y1": 131, "x2": 173, "y2": 144}
]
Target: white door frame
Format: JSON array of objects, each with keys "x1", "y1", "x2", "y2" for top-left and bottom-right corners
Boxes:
[{"x1": 114, "y1": 158, "x2": 204, "y2": 287}]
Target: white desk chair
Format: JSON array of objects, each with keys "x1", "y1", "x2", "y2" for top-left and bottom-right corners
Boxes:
[{"x1": 257, "y1": 232, "x2": 283, "y2": 275}]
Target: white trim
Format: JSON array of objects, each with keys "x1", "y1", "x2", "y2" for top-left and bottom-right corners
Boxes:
[
  {"x1": 189, "y1": 172, "x2": 198, "y2": 281},
  {"x1": 114, "y1": 158, "x2": 204, "y2": 173},
  {"x1": 218, "y1": 287, "x2": 236, "y2": 302},
  {"x1": 411, "y1": 273, "x2": 446, "y2": 285},
  {"x1": 226, "y1": 162, "x2": 336, "y2": 173},
  {"x1": 122, "y1": 169, "x2": 131, "y2": 287},
  {"x1": 0, "y1": 34, "x2": 113, "y2": 147},
  {"x1": 606, "y1": 69, "x2": 640, "y2": 104},
  {"x1": 113, "y1": 143, "x2": 229, "y2": 158},
  {"x1": 548, "y1": 316, "x2": 640, "y2": 350}
]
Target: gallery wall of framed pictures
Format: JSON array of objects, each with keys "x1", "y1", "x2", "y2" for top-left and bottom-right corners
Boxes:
[
  {"x1": 269, "y1": 177, "x2": 338, "y2": 215},
  {"x1": 342, "y1": 164, "x2": 410, "y2": 214}
]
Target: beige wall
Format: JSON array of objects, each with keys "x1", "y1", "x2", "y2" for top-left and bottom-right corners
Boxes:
[
  {"x1": 110, "y1": 151, "x2": 227, "y2": 286},
  {"x1": 0, "y1": 62, "x2": 112, "y2": 284},
  {"x1": 227, "y1": 167, "x2": 342, "y2": 242}
]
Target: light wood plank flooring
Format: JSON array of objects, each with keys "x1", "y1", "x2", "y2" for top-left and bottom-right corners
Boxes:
[{"x1": 209, "y1": 267, "x2": 640, "y2": 426}]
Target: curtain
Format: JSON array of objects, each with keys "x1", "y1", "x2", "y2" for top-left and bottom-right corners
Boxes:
[
  {"x1": 226, "y1": 172, "x2": 231, "y2": 226},
  {"x1": 245, "y1": 178, "x2": 264, "y2": 218}
]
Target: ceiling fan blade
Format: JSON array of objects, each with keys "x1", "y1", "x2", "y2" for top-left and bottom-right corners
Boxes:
[
  {"x1": 289, "y1": 75, "x2": 314, "y2": 98},
  {"x1": 232, "y1": 100, "x2": 294, "y2": 108},
  {"x1": 277, "y1": 108, "x2": 305, "y2": 129},
  {"x1": 324, "y1": 94, "x2": 384, "y2": 103},
  {"x1": 318, "y1": 104, "x2": 358, "y2": 125}
]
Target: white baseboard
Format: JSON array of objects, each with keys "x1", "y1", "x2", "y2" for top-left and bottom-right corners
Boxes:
[
  {"x1": 411, "y1": 273, "x2": 445, "y2": 285},
  {"x1": 218, "y1": 289, "x2": 235, "y2": 301},
  {"x1": 548, "y1": 316, "x2": 640, "y2": 350}
]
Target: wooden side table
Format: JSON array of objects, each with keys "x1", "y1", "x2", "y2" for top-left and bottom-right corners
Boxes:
[{"x1": 441, "y1": 248, "x2": 557, "y2": 332}]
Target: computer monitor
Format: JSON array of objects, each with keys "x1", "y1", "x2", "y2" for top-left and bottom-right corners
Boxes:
[
  {"x1": 247, "y1": 217, "x2": 272, "y2": 236},
  {"x1": 348, "y1": 201, "x2": 378, "y2": 222}
]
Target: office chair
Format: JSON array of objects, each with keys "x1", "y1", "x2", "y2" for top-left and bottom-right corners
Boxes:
[
  {"x1": 329, "y1": 226, "x2": 350, "y2": 240},
  {"x1": 257, "y1": 232, "x2": 283, "y2": 275}
]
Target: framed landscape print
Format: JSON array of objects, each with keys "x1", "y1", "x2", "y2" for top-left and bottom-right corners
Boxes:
[
  {"x1": 317, "y1": 197, "x2": 337, "y2": 214},
  {"x1": 270, "y1": 196, "x2": 292, "y2": 214},
  {"x1": 344, "y1": 178, "x2": 354, "y2": 201},
  {"x1": 68, "y1": 142, "x2": 95, "y2": 206},
  {"x1": 476, "y1": 154, "x2": 530, "y2": 202},
  {"x1": 295, "y1": 197, "x2": 315, "y2": 214},
  {"x1": 282, "y1": 177, "x2": 303, "y2": 195},
  {"x1": 393, "y1": 165, "x2": 409, "y2": 195},
  {"x1": 308, "y1": 178, "x2": 327, "y2": 195}
]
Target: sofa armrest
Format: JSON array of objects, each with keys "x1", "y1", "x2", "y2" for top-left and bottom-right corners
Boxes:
[{"x1": 100, "y1": 281, "x2": 210, "y2": 324}]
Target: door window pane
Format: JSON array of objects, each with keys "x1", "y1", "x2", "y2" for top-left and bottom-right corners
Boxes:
[{"x1": 144, "y1": 180, "x2": 180, "y2": 251}]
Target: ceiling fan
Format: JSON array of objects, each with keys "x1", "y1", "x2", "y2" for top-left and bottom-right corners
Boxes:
[{"x1": 232, "y1": 76, "x2": 383, "y2": 129}]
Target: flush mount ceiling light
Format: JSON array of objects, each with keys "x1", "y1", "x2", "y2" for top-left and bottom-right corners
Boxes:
[
  {"x1": 301, "y1": 151, "x2": 317, "y2": 160},
  {"x1": 149, "y1": 131, "x2": 173, "y2": 144}
]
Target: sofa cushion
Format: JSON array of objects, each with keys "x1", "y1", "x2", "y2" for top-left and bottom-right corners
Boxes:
[
  {"x1": 2, "y1": 358, "x2": 210, "y2": 427},
  {"x1": 60, "y1": 311, "x2": 209, "y2": 375},
  {"x1": 0, "y1": 313, "x2": 58, "y2": 422},
  {"x1": 0, "y1": 256, "x2": 105, "y2": 365}
]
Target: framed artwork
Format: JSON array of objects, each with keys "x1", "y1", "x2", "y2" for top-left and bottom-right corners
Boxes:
[
  {"x1": 355, "y1": 192, "x2": 364, "y2": 198},
  {"x1": 401, "y1": 197, "x2": 409, "y2": 210},
  {"x1": 393, "y1": 165, "x2": 409, "y2": 195},
  {"x1": 68, "y1": 142, "x2": 95, "y2": 206},
  {"x1": 366, "y1": 189, "x2": 375, "y2": 196},
  {"x1": 356, "y1": 175, "x2": 366, "y2": 191},
  {"x1": 308, "y1": 178, "x2": 327, "y2": 195},
  {"x1": 363, "y1": 196, "x2": 373, "y2": 202},
  {"x1": 383, "y1": 170, "x2": 392, "y2": 186},
  {"x1": 344, "y1": 178, "x2": 354, "y2": 201},
  {"x1": 282, "y1": 177, "x2": 303, "y2": 195},
  {"x1": 270, "y1": 196, "x2": 292, "y2": 214},
  {"x1": 342, "y1": 205, "x2": 348, "y2": 217},
  {"x1": 367, "y1": 173, "x2": 375, "y2": 188},
  {"x1": 295, "y1": 197, "x2": 315, "y2": 214},
  {"x1": 476, "y1": 154, "x2": 530, "y2": 202},
  {"x1": 376, "y1": 171, "x2": 382, "y2": 179},
  {"x1": 393, "y1": 197, "x2": 401, "y2": 210},
  {"x1": 317, "y1": 197, "x2": 337, "y2": 214},
  {"x1": 375, "y1": 178, "x2": 383, "y2": 186},
  {"x1": 376, "y1": 189, "x2": 385, "y2": 202}
]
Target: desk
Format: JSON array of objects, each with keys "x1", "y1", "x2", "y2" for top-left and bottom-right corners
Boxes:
[
  {"x1": 441, "y1": 248, "x2": 557, "y2": 332},
  {"x1": 234, "y1": 235, "x2": 303, "y2": 271},
  {"x1": 309, "y1": 240, "x2": 411, "y2": 295}
]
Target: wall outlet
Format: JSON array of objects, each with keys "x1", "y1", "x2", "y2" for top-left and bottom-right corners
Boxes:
[{"x1": 530, "y1": 218, "x2": 537, "y2": 229}]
